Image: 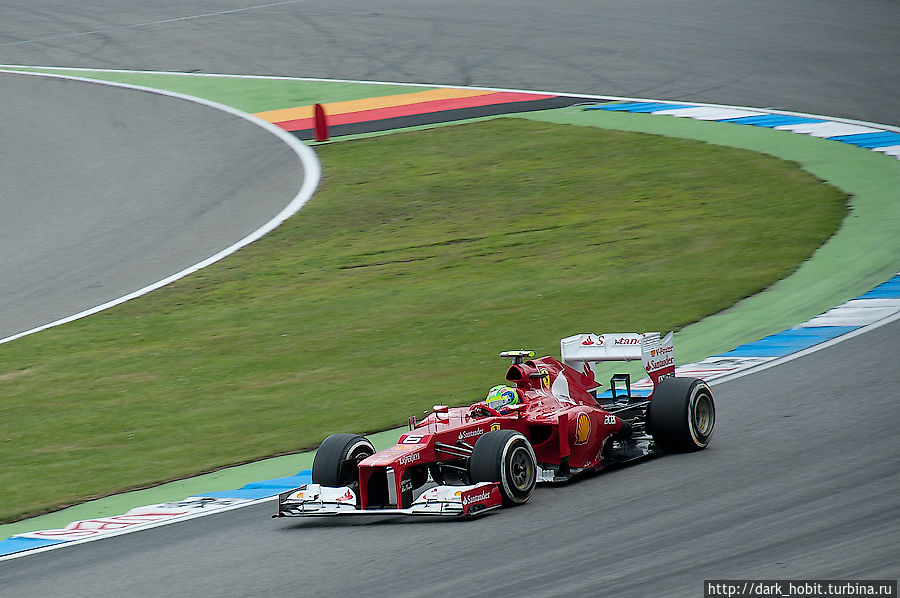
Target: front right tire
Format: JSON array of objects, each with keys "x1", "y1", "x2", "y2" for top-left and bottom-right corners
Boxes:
[{"x1": 311, "y1": 433, "x2": 375, "y2": 490}]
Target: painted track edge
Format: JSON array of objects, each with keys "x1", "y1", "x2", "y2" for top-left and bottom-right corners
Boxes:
[
  {"x1": 2, "y1": 64, "x2": 897, "y2": 133},
  {"x1": 1, "y1": 67, "x2": 897, "y2": 559},
  {"x1": 0, "y1": 68, "x2": 322, "y2": 346}
]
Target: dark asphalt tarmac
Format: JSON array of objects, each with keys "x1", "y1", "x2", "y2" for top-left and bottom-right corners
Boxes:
[
  {"x1": 0, "y1": 71, "x2": 304, "y2": 340},
  {"x1": 3, "y1": 317, "x2": 898, "y2": 597},
  {"x1": 0, "y1": 1, "x2": 897, "y2": 595},
  {"x1": 2, "y1": 0, "x2": 898, "y2": 126}
]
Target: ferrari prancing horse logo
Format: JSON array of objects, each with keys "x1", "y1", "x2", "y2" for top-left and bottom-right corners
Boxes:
[{"x1": 539, "y1": 368, "x2": 550, "y2": 387}]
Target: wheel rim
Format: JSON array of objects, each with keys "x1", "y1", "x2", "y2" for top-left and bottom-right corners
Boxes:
[
  {"x1": 340, "y1": 444, "x2": 374, "y2": 487},
  {"x1": 508, "y1": 446, "x2": 535, "y2": 491},
  {"x1": 693, "y1": 393, "x2": 715, "y2": 437}
]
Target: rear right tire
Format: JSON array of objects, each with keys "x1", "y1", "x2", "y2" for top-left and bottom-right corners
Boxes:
[{"x1": 647, "y1": 377, "x2": 716, "y2": 451}]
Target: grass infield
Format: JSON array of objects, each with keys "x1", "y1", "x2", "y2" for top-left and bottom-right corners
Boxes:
[{"x1": 0, "y1": 118, "x2": 845, "y2": 523}]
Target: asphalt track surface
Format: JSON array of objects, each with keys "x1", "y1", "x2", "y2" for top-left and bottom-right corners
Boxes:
[
  {"x1": 4, "y1": 319, "x2": 899, "y2": 597},
  {"x1": 0, "y1": 71, "x2": 304, "y2": 340},
  {"x1": 1, "y1": 1, "x2": 898, "y2": 596},
  {"x1": 2, "y1": 0, "x2": 898, "y2": 126}
]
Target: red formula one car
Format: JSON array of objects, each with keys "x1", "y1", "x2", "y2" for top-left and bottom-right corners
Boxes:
[{"x1": 274, "y1": 331, "x2": 715, "y2": 519}]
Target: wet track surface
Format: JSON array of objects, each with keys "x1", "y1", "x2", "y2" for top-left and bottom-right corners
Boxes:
[{"x1": 0, "y1": 1, "x2": 898, "y2": 596}]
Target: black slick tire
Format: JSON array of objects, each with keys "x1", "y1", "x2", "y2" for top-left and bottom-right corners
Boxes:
[
  {"x1": 468, "y1": 430, "x2": 537, "y2": 506},
  {"x1": 311, "y1": 433, "x2": 375, "y2": 489},
  {"x1": 647, "y1": 377, "x2": 716, "y2": 451}
]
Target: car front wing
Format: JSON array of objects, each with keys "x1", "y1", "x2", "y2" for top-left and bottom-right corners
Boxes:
[{"x1": 274, "y1": 482, "x2": 502, "y2": 518}]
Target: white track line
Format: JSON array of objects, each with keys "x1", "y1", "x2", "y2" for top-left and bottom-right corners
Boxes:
[
  {"x1": 0, "y1": 68, "x2": 321, "y2": 347},
  {"x1": 1, "y1": 66, "x2": 897, "y2": 560},
  {"x1": 3, "y1": 65, "x2": 898, "y2": 133},
  {"x1": 0, "y1": 496, "x2": 275, "y2": 562},
  {"x1": 706, "y1": 309, "x2": 900, "y2": 387}
]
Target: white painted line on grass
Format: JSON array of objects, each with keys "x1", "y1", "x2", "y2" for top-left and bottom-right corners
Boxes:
[
  {"x1": 652, "y1": 106, "x2": 767, "y2": 120},
  {"x1": 773, "y1": 121, "x2": 884, "y2": 137}
]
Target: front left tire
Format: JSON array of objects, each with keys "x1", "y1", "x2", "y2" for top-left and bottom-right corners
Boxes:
[{"x1": 468, "y1": 430, "x2": 537, "y2": 506}]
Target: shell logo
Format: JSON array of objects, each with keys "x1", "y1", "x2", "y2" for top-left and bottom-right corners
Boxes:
[{"x1": 574, "y1": 412, "x2": 591, "y2": 445}]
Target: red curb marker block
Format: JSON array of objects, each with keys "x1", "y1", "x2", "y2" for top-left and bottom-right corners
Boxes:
[{"x1": 314, "y1": 103, "x2": 329, "y2": 142}]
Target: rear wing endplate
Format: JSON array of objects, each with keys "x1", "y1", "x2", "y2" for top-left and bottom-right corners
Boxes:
[{"x1": 561, "y1": 331, "x2": 675, "y2": 387}]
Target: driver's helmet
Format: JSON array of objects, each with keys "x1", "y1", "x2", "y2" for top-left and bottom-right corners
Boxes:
[{"x1": 485, "y1": 385, "x2": 518, "y2": 410}]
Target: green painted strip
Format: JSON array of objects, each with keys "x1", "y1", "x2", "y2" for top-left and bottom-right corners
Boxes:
[
  {"x1": 0, "y1": 67, "x2": 435, "y2": 113},
  {"x1": 514, "y1": 107, "x2": 900, "y2": 365},
  {"x1": 0, "y1": 427, "x2": 402, "y2": 539},
  {"x1": 1, "y1": 68, "x2": 897, "y2": 542}
]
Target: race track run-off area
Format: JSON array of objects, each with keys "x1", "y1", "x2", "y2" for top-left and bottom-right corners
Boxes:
[
  {"x1": 1, "y1": 69, "x2": 899, "y2": 565},
  {"x1": 0, "y1": 1, "x2": 898, "y2": 594}
]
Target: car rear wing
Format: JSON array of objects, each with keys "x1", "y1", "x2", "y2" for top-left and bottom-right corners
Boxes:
[{"x1": 561, "y1": 331, "x2": 675, "y2": 387}]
